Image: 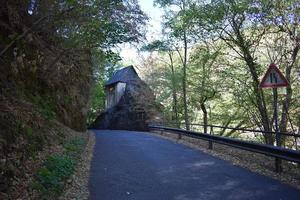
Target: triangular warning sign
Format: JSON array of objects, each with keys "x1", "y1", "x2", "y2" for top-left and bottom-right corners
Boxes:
[{"x1": 259, "y1": 63, "x2": 289, "y2": 88}]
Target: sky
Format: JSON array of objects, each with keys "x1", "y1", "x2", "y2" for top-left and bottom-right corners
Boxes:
[{"x1": 118, "y1": 0, "x2": 163, "y2": 66}]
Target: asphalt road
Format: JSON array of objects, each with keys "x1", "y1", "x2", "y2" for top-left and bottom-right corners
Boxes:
[{"x1": 89, "y1": 130, "x2": 300, "y2": 200}]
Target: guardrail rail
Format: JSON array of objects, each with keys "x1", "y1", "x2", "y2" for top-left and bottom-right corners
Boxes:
[{"x1": 149, "y1": 125, "x2": 300, "y2": 173}]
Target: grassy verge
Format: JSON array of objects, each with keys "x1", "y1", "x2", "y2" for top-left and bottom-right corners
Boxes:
[{"x1": 31, "y1": 137, "x2": 86, "y2": 199}]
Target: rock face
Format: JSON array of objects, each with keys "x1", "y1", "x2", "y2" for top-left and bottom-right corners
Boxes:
[
  {"x1": 0, "y1": 1, "x2": 92, "y2": 196},
  {"x1": 90, "y1": 66, "x2": 162, "y2": 131}
]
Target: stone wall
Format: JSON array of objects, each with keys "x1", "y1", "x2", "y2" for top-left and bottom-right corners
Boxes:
[{"x1": 90, "y1": 78, "x2": 163, "y2": 131}]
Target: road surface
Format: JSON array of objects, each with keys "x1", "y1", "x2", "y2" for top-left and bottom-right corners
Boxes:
[{"x1": 89, "y1": 130, "x2": 300, "y2": 200}]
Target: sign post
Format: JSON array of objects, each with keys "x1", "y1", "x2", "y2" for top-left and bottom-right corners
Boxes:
[
  {"x1": 259, "y1": 63, "x2": 289, "y2": 173},
  {"x1": 272, "y1": 87, "x2": 281, "y2": 172}
]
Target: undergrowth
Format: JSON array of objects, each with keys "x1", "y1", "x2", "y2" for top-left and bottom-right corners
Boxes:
[
  {"x1": 32, "y1": 137, "x2": 85, "y2": 199},
  {"x1": 28, "y1": 95, "x2": 56, "y2": 120}
]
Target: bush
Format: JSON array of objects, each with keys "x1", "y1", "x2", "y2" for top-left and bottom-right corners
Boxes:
[
  {"x1": 28, "y1": 95, "x2": 56, "y2": 120},
  {"x1": 32, "y1": 138, "x2": 85, "y2": 198},
  {"x1": 44, "y1": 155, "x2": 75, "y2": 179},
  {"x1": 64, "y1": 138, "x2": 85, "y2": 157},
  {"x1": 33, "y1": 155, "x2": 75, "y2": 196}
]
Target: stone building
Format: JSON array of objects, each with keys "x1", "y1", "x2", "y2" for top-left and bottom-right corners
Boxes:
[
  {"x1": 90, "y1": 65, "x2": 162, "y2": 131},
  {"x1": 105, "y1": 66, "x2": 137, "y2": 109}
]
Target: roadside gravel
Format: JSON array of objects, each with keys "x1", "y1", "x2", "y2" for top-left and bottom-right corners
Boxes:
[{"x1": 60, "y1": 131, "x2": 95, "y2": 200}]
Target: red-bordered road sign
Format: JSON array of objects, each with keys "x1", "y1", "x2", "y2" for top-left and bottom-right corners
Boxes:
[{"x1": 259, "y1": 63, "x2": 289, "y2": 88}]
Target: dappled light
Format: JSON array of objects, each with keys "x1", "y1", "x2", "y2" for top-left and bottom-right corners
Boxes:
[{"x1": 1, "y1": 0, "x2": 300, "y2": 199}]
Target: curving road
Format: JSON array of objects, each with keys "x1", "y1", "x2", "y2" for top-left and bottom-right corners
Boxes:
[{"x1": 89, "y1": 130, "x2": 300, "y2": 200}]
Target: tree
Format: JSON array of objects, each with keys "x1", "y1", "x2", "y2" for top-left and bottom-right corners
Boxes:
[
  {"x1": 262, "y1": 1, "x2": 300, "y2": 135},
  {"x1": 177, "y1": 0, "x2": 300, "y2": 145},
  {"x1": 180, "y1": 0, "x2": 272, "y2": 143},
  {"x1": 142, "y1": 40, "x2": 180, "y2": 125},
  {"x1": 1, "y1": 0, "x2": 148, "y2": 65},
  {"x1": 87, "y1": 50, "x2": 122, "y2": 125},
  {"x1": 154, "y1": 0, "x2": 195, "y2": 130},
  {"x1": 189, "y1": 42, "x2": 221, "y2": 133},
  {"x1": 0, "y1": 0, "x2": 148, "y2": 127}
]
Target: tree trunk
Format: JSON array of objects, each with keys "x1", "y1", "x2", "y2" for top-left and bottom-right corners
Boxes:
[
  {"x1": 220, "y1": 118, "x2": 232, "y2": 136},
  {"x1": 231, "y1": 19, "x2": 273, "y2": 144},
  {"x1": 168, "y1": 52, "x2": 179, "y2": 126},
  {"x1": 244, "y1": 53, "x2": 273, "y2": 144},
  {"x1": 200, "y1": 102, "x2": 207, "y2": 134},
  {"x1": 182, "y1": 30, "x2": 189, "y2": 130},
  {"x1": 279, "y1": 46, "x2": 299, "y2": 133},
  {"x1": 225, "y1": 120, "x2": 246, "y2": 137}
]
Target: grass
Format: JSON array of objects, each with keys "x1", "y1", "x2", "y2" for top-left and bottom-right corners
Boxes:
[{"x1": 32, "y1": 137, "x2": 86, "y2": 199}]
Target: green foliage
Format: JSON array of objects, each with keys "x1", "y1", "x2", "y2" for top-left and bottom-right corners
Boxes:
[
  {"x1": 28, "y1": 95, "x2": 56, "y2": 120},
  {"x1": 63, "y1": 138, "x2": 86, "y2": 157},
  {"x1": 15, "y1": 0, "x2": 148, "y2": 129},
  {"x1": 33, "y1": 155, "x2": 75, "y2": 196},
  {"x1": 87, "y1": 80, "x2": 106, "y2": 125},
  {"x1": 44, "y1": 155, "x2": 75, "y2": 180},
  {"x1": 87, "y1": 52, "x2": 125, "y2": 125},
  {"x1": 141, "y1": 52, "x2": 184, "y2": 122},
  {"x1": 141, "y1": 40, "x2": 170, "y2": 52},
  {"x1": 32, "y1": 0, "x2": 148, "y2": 50},
  {"x1": 32, "y1": 138, "x2": 85, "y2": 198},
  {"x1": 148, "y1": 0, "x2": 300, "y2": 147},
  {"x1": 189, "y1": 44, "x2": 221, "y2": 104},
  {"x1": 25, "y1": 126, "x2": 33, "y2": 137}
]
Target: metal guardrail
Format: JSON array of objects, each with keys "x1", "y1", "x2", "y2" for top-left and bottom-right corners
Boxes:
[
  {"x1": 149, "y1": 125, "x2": 300, "y2": 172},
  {"x1": 163, "y1": 122, "x2": 300, "y2": 138}
]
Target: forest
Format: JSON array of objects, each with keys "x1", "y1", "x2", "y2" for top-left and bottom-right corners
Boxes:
[
  {"x1": 0, "y1": 0, "x2": 300, "y2": 198},
  {"x1": 136, "y1": 0, "x2": 300, "y2": 149},
  {"x1": 0, "y1": 0, "x2": 147, "y2": 198},
  {"x1": 89, "y1": 0, "x2": 300, "y2": 149}
]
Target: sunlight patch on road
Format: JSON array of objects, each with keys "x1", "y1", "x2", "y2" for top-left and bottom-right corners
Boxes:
[{"x1": 186, "y1": 161, "x2": 215, "y2": 169}]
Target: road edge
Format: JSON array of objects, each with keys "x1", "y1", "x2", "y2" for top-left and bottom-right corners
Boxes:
[
  {"x1": 147, "y1": 130, "x2": 300, "y2": 190},
  {"x1": 60, "y1": 131, "x2": 96, "y2": 200}
]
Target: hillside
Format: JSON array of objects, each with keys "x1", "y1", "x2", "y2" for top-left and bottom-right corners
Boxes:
[{"x1": 0, "y1": 0, "x2": 147, "y2": 198}]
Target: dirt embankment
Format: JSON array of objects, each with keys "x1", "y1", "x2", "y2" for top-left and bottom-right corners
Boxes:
[
  {"x1": 0, "y1": 1, "x2": 94, "y2": 198},
  {"x1": 0, "y1": 100, "x2": 83, "y2": 199}
]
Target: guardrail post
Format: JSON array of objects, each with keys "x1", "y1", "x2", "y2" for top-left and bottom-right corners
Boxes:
[
  {"x1": 275, "y1": 157, "x2": 282, "y2": 173},
  {"x1": 208, "y1": 141, "x2": 213, "y2": 150},
  {"x1": 178, "y1": 132, "x2": 182, "y2": 140},
  {"x1": 208, "y1": 126, "x2": 213, "y2": 150}
]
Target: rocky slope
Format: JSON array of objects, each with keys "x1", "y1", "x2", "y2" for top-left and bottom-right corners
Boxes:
[
  {"x1": 0, "y1": 1, "x2": 93, "y2": 197},
  {"x1": 90, "y1": 77, "x2": 163, "y2": 131}
]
